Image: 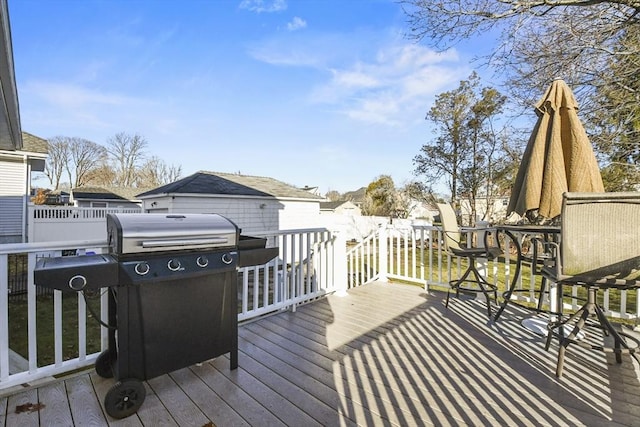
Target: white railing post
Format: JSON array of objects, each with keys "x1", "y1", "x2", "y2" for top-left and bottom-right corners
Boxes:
[
  {"x1": 333, "y1": 230, "x2": 348, "y2": 296},
  {"x1": 475, "y1": 222, "x2": 489, "y2": 302},
  {"x1": 378, "y1": 225, "x2": 388, "y2": 282}
]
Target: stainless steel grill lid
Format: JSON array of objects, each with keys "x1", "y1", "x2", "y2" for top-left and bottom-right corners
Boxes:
[{"x1": 107, "y1": 213, "x2": 239, "y2": 254}]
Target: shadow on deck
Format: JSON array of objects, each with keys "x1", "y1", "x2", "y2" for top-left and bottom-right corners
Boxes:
[{"x1": 2, "y1": 281, "x2": 640, "y2": 426}]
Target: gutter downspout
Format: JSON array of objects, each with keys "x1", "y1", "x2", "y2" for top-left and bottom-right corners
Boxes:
[{"x1": 22, "y1": 153, "x2": 29, "y2": 242}]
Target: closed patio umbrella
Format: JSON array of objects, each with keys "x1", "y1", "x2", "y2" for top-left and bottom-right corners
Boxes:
[{"x1": 507, "y1": 79, "x2": 604, "y2": 221}]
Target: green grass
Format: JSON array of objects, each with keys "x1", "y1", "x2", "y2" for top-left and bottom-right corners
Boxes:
[{"x1": 8, "y1": 293, "x2": 102, "y2": 366}]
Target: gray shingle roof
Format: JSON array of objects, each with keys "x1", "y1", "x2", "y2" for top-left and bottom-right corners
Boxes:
[
  {"x1": 343, "y1": 187, "x2": 366, "y2": 203},
  {"x1": 320, "y1": 201, "x2": 350, "y2": 210},
  {"x1": 137, "y1": 171, "x2": 323, "y2": 200},
  {"x1": 72, "y1": 186, "x2": 152, "y2": 201},
  {"x1": 21, "y1": 132, "x2": 48, "y2": 154}
]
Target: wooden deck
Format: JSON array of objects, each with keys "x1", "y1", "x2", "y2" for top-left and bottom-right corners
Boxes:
[{"x1": 2, "y1": 282, "x2": 640, "y2": 426}]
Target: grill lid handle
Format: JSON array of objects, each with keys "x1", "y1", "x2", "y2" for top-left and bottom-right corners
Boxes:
[{"x1": 141, "y1": 237, "x2": 229, "y2": 248}]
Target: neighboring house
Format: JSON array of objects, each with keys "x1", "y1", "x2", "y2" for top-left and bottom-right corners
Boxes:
[
  {"x1": 0, "y1": 132, "x2": 47, "y2": 243},
  {"x1": 137, "y1": 171, "x2": 324, "y2": 234},
  {"x1": 459, "y1": 195, "x2": 510, "y2": 225},
  {"x1": 320, "y1": 200, "x2": 361, "y2": 216},
  {"x1": 343, "y1": 187, "x2": 366, "y2": 209},
  {"x1": 405, "y1": 199, "x2": 437, "y2": 221},
  {"x1": 70, "y1": 186, "x2": 148, "y2": 209}
]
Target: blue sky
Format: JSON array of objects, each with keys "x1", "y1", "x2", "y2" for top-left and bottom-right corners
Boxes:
[{"x1": 10, "y1": 0, "x2": 490, "y2": 194}]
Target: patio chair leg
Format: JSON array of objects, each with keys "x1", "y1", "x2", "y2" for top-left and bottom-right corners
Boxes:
[
  {"x1": 556, "y1": 308, "x2": 590, "y2": 377},
  {"x1": 444, "y1": 262, "x2": 497, "y2": 319},
  {"x1": 594, "y1": 305, "x2": 628, "y2": 363},
  {"x1": 446, "y1": 264, "x2": 475, "y2": 309},
  {"x1": 536, "y1": 277, "x2": 547, "y2": 312}
]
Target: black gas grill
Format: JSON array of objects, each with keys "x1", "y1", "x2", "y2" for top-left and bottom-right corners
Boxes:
[{"x1": 34, "y1": 213, "x2": 278, "y2": 419}]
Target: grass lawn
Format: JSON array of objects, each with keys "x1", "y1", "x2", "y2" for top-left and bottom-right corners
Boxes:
[{"x1": 8, "y1": 293, "x2": 102, "y2": 366}]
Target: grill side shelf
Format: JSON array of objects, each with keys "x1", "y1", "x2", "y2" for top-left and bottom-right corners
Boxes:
[
  {"x1": 238, "y1": 235, "x2": 278, "y2": 267},
  {"x1": 34, "y1": 254, "x2": 119, "y2": 291},
  {"x1": 238, "y1": 247, "x2": 279, "y2": 268}
]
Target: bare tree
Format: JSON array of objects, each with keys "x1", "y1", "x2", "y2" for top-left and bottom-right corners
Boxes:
[
  {"x1": 44, "y1": 136, "x2": 70, "y2": 189},
  {"x1": 137, "y1": 156, "x2": 182, "y2": 187},
  {"x1": 107, "y1": 132, "x2": 148, "y2": 187},
  {"x1": 325, "y1": 190, "x2": 342, "y2": 201},
  {"x1": 84, "y1": 163, "x2": 117, "y2": 187},
  {"x1": 403, "y1": 0, "x2": 640, "y2": 192},
  {"x1": 402, "y1": 1, "x2": 640, "y2": 110},
  {"x1": 66, "y1": 137, "x2": 107, "y2": 187},
  {"x1": 402, "y1": 1, "x2": 639, "y2": 52}
]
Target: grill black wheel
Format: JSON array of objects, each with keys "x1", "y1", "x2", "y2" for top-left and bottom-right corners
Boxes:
[
  {"x1": 95, "y1": 350, "x2": 114, "y2": 378},
  {"x1": 104, "y1": 378, "x2": 146, "y2": 419}
]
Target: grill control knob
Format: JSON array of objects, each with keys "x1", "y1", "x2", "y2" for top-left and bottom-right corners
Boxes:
[
  {"x1": 134, "y1": 262, "x2": 150, "y2": 276},
  {"x1": 222, "y1": 253, "x2": 233, "y2": 265},
  {"x1": 69, "y1": 275, "x2": 87, "y2": 291},
  {"x1": 196, "y1": 256, "x2": 209, "y2": 268},
  {"x1": 168, "y1": 259, "x2": 181, "y2": 271}
]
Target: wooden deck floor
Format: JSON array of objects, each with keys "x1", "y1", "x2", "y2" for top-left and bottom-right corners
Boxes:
[{"x1": 2, "y1": 282, "x2": 640, "y2": 426}]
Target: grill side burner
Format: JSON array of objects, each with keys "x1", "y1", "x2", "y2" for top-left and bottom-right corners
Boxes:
[{"x1": 34, "y1": 213, "x2": 278, "y2": 419}]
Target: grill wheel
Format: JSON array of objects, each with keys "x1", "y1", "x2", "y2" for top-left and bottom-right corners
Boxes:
[
  {"x1": 104, "y1": 378, "x2": 146, "y2": 419},
  {"x1": 95, "y1": 350, "x2": 114, "y2": 379}
]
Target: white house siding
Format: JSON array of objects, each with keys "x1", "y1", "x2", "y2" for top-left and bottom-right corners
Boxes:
[
  {"x1": 0, "y1": 196, "x2": 22, "y2": 242},
  {"x1": 145, "y1": 195, "x2": 321, "y2": 234},
  {"x1": 0, "y1": 157, "x2": 26, "y2": 243}
]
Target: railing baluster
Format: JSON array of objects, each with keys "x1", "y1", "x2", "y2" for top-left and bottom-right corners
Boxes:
[
  {"x1": 0, "y1": 254, "x2": 9, "y2": 381},
  {"x1": 27, "y1": 252, "x2": 37, "y2": 373},
  {"x1": 78, "y1": 291, "x2": 87, "y2": 361},
  {"x1": 54, "y1": 291, "x2": 63, "y2": 366}
]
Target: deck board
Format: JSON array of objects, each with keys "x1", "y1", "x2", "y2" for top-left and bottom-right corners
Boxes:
[
  {"x1": 37, "y1": 381, "x2": 73, "y2": 427},
  {"x1": 2, "y1": 282, "x2": 640, "y2": 426}
]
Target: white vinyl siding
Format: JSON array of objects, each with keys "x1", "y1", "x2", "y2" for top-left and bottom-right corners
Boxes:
[
  {"x1": 0, "y1": 157, "x2": 27, "y2": 242},
  {"x1": 0, "y1": 157, "x2": 25, "y2": 196},
  {"x1": 0, "y1": 196, "x2": 23, "y2": 240},
  {"x1": 155, "y1": 196, "x2": 321, "y2": 234}
]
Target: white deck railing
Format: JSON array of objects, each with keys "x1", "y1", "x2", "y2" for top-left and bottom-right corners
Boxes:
[
  {"x1": 0, "y1": 228, "x2": 343, "y2": 390},
  {"x1": 2, "y1": 223, "x2": 638, "y2": 391},
  {"x1": 347, "y1": 224, "x2": 640, "y2": 323}
]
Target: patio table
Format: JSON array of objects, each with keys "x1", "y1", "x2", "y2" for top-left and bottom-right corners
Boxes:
[{"x1": 492, "y1": 224, "x2": 561, "y2": 329}]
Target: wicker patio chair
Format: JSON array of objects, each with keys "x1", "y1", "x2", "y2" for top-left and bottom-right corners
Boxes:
[
  {"x1": 436, "y1": 203, "x2": 502, "y2": 318},
  {"x1": 541, "y1": 192, "x2": 640, "y2": 377}
]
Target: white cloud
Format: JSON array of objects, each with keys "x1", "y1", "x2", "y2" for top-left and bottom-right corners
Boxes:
[
  {"x1": 287, "y1": 17, "x2": 307, "y2": 31},
  {"x1": 249, "y1": 29, "x2": 468, "y2": 127},
  {"x1": 331, "y1": 68, "x2": 379, "y2": 89},
  {"x1": 19, "y1": 80, "x2": 154, "y2": 134},
  {"x1": 310, "y1": 43, "x2": 466, "y2": 126},
  {"x1": 239, "y1": 0, "x2": 287, "y2": 13},
  {"x1": 24, "y1": 81, "x2": 135, "y2": 109},
  {"x1": 248, "y1": 39, "x2": 324, "y2": 67}
]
